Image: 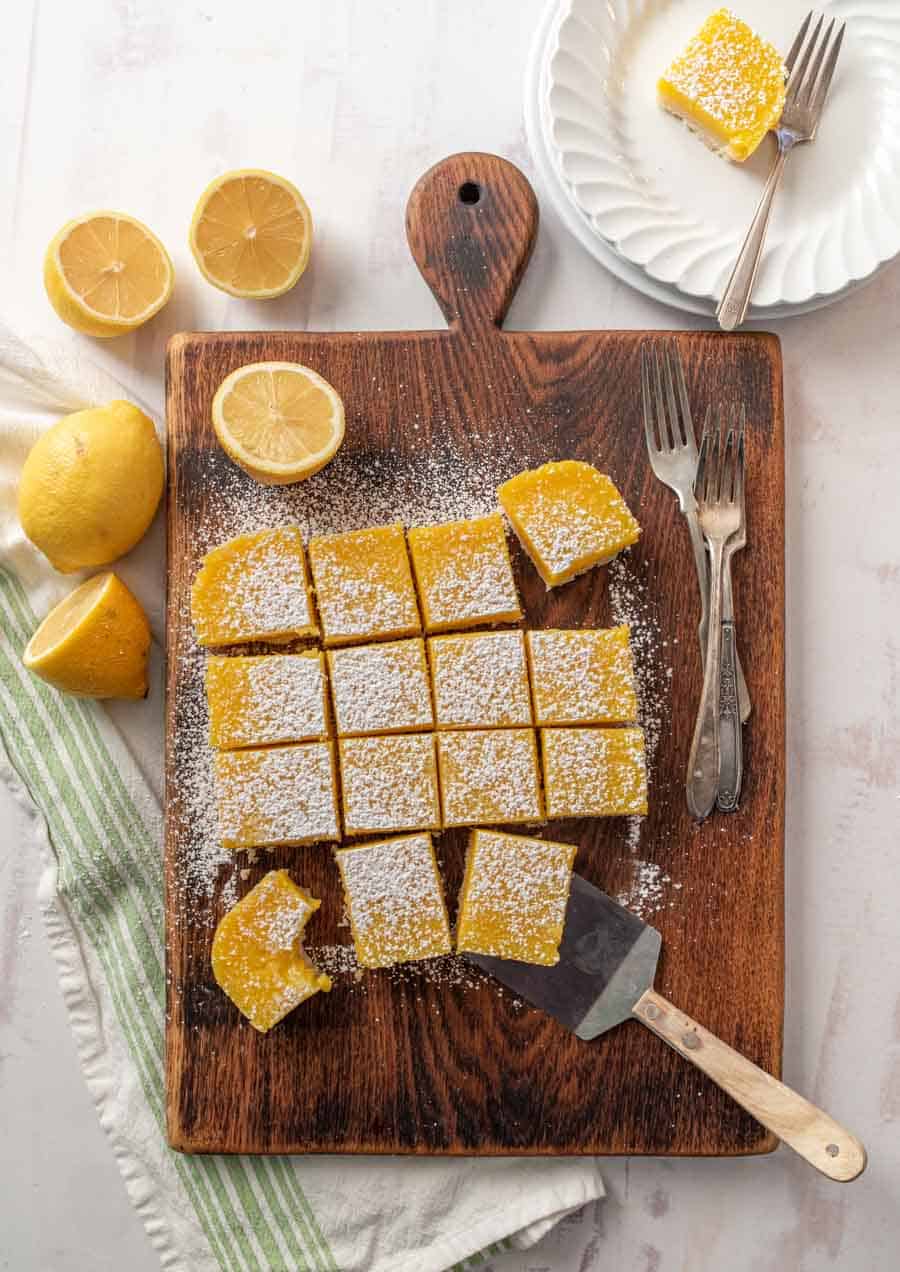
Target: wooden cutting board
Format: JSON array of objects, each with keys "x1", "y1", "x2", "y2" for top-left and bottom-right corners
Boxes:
[{"x1": 165, "y1": 152, "x2": 784, "y2": 1156}]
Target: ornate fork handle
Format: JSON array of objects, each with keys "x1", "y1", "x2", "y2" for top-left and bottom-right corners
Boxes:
[
  {"x1": 685, "y1": 500, "x2": 751, "y2": 721},
  {"x1": 717, "y1": 140, "x2": 792, "y2": 332},
  {"x1": 716, "y1": 619, "x2": 743, "y2": 812},
  {"x1": 686, "y1": 536, "x2": 728, "y2": 820}
]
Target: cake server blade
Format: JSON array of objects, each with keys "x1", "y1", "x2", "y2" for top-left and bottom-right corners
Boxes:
[
  {"x1": 468, "y1": 873, "x2": 661, "y2": 1041},
  {"x1": 467, "y1": 873, "x2": 866, "y2": 1183}
]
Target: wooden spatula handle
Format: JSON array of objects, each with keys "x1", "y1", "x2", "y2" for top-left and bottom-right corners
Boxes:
[
  {"x1": 632, "y1": 988, "x2": 866, "y2": 1182},
  {"x1": 405, "y1": 152, "x2": 538, "y2": 332}
]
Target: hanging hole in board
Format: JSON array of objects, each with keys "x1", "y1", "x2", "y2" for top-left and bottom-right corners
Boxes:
[{"x1": 458, "y1": 182, "x2": 481, "y2": 205}]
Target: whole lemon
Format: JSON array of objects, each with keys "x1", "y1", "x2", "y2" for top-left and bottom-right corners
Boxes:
[{"x1": 18, "y1": 400, "x2": 164, "y2": 573}]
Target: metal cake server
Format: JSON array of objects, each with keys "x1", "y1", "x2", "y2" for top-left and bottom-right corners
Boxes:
[{"x1": 469, "y1": 875, "x2": 866, "y2": 1183}]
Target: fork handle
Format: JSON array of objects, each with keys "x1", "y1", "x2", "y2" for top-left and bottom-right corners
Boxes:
[
  {"x1": 687, "y1": 538, "x2": 727, "y2": 820},
  {"x1": 686, "y1": 507, "x2": 751, "y2": 723},
  {"x1": 717, "y1": 143, "x2": 789, "y2": 331},
  {"x1": 715, "y1": 620, "x2": 743, "y2": 812}
]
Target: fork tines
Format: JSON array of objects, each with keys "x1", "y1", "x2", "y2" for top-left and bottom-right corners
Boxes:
[
  {"x1": 786, "y1": 11, "x2": 846, "y2": 119},
  {"x1": 641, "y1": 341, "x2": 696, "y2": 456},
  {"x1": 697, "y1": 404, "x2": 746, "y2": 506}
]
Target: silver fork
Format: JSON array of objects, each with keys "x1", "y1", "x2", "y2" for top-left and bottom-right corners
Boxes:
[
  {"x1": 717, "y1": 11, "x2": 846, "y2": 331},
  {"x1": 686, "y1": 411, "x2": 744, "y2": 821},
  {"x1": 641, "y1": 342, "x2": 751, "y2": 722},
  {"x1": 714, "y1": 403, "x2": 746, "y2": 813}
]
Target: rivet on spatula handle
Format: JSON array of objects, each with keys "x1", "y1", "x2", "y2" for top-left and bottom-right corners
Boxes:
[{"x1": 632, "y1": 988, "x2": 867, "y2": 1182}]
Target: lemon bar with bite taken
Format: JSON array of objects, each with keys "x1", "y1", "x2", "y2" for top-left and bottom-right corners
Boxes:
[
  {"x1": 336, "y1": 833, "x2": 452, "y2": 968},
  {"x1": 456, "y1": 829, "x2": 577, "y2": 966},
  {"x1": 542, "y1": 726, "x2": 648, "y2": 818},
  {"x1": 339, "y1": 733, "x2": 441, "y2": 836},
  {"x1": 308, "y1": 523, "x2": 420, "y2": 647},
  {"x1": 658, "y1": 9, "x2": 786, "y2": 163},
  {"x1": 437, "y1": 728, "x2": 543, "y2": 827},
  {"x1": 211, "y1": 869, "x2": 331, "y2": 1032},
  {"x1": 214, "y1": 741, "x2": 340, "y2": 850},
  {"x1": 327, "y1": 638, "x2": 433, "y2": 736},
  {"x1": 408, "y1": 513, "x2": 522, "y2": 633},
  {"x1": 526, "y1": 626, "x2": 638, "y2": 726},
  {"x1": 429, "y1": 630, "x2": 532, "y2": 729},
  {"x1": 191, "y1": 527, "x2": 318, "y2": 646},
  {"x1": 498, "y1": 461, "x2": 640, "y2": 587},
  {"x1": 206, "y1": 652, "x2": 329, "y2": 749}
]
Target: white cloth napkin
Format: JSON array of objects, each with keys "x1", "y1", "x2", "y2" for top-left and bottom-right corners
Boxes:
[{"x1": 0, "y1": 321, "x2": 604, "y2": 1272}]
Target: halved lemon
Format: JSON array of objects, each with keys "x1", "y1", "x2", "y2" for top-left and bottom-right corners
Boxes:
[
  {"x1": 23, "y1": 573, "x2": 151, "y2": 700},
  {"x1": 189, "y1": 169, "x2": 312, "y2": 299},
  {"x1": 44, "y1": 212, "x2": 174, "y2": 337},
  {"x1": 212, "y1": 362, "x2": 345, "y2": 486}
]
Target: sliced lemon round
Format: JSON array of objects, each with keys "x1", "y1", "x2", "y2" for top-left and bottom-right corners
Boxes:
[
  {"x1": 44, "y1": 212, "x2": 174, "y2": 337},
  {"x1": 23, "y1": 573, "x2": 151, "y2": 700},
  {"x1": 189, "y1": 169, "x2": 312, "y2": 299},
  {"x1": 212, "y1": 361, "x2": 345, "y2": 485}
]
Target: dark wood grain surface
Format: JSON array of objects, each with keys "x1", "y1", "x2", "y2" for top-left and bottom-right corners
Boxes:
[{"x1": 165, "y1": 152, "x2": 785, "y2": 1156}]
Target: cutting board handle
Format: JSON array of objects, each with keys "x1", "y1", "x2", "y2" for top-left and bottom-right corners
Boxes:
[
  {"x1": 633, "y1": 988, "x2": 867, "y2": 1182},
  {"x1": 406, "y1": 152, "x2": 539, "y2": 333}
]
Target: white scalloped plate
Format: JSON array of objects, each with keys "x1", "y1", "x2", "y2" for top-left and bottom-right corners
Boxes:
[{"x1": 545, "y1": 0, "x2": 900, "y2": 309}]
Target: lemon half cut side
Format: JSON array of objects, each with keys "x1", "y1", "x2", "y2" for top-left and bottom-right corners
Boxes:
[
  {"x1": 189, "y1": 169, "x2": 312, "y2": 299},
  {"x1": 23, "y1": 573, "x2": 151, "y2": 700},
  {"x1": 44, "y1": 212, "x2": 174, "y2": 337},
  {"x1": 212, "y1": 361, "x2": 345, "y2": 486}
]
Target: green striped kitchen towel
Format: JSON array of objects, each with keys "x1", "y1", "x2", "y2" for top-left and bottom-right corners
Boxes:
[{"x1": 0, "y1": 324, "x2": 604, "y2": 1272}]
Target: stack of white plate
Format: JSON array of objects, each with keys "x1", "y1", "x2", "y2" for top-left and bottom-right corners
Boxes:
[{"x1": 524, "y1": 0, "x2": 900, "y2": 320}]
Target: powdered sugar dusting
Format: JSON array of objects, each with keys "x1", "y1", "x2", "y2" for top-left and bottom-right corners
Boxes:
[
  {"x1": 207, "y1": 653, "x2": 327, "y2": 748},
  {"x1": 457, "y1": 830, "x2": 576, "y2": 963},
  {"x1": 340, "y1": 734, "x2": 440, "y2": 834},
  {"x1": 215, "y1": 742, "x2": 339, "y2": 849},
  {"x1": 192, "y1": 527, "x2": 316, "y2": 644},
  {"x1": 607, "y1": 556, "x2": 681, "y2": 914},
  {"x1": 438, "y1": 729, "x2": 543, "y2": 826},
  {"x1": 328, "y1": 640, "x2": 433, "y2": 735},
  {"x1": 527, "y1": 625, "x2": 638, "y2": 725},
  {"x1": 336, "y1": 834, "x2": 451, "y2": 967},
  {"x1": 430, "y1": 631, "x2": 532, "y2": 728},
  {"x1": 408, "y1": 514, "x2": 522, "y2": 630},
  {"x1": 192, "y1": 445, "x2": 544, "y2": 550},
  {"x1": 308, "y1": 524, "x2": 420, "y2": 645}
]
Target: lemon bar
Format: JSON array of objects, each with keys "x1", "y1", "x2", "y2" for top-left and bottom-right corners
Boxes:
[
  {"x1": 328, "y1": 638, "x2": 433, "y2": 736},
  {"x1": 498, "y1": 461, "x2": 640, "y2": 587},
  {"x1": 429, "y1": 631, "x2": 532, "y2": 729},
  {"x1": 456, "y1": 829, "x2": 577, "y2": 966},
  {"x1": 206, "y1": 652, "x2": 328, "y2": 749},
  {"x1": 437, "y1": 728, "x2": 543, "y2": 827},
  {"x1": 211, "y1": 869, "x2": 331, "y2": 1032},
  {"x1": 214, "y1": 742, "x2": 340, "y2": 850},
  {"x1": 308, "y1": 523, "x2": 420, "y2": 647},
  {"x1": 407, "y1": 513, "x2": 522, "y2": 633},
  {"x1": 191, "y1": 527, "x2": 317, "y2": 646},
  {"x1": 542, "y1": 727, "x2": 648, "y2": 818},
  {"x1": 526, "y1": 626, "x2": 638, "y2": 726},
  {"x1": 336, "y1": 833, "x2": 452, "y2": 968},
  {"x1": 658, "y1": 9, "x2": 786, "y2": 163},
  {"x1": 339, "y1": 733, "x2": 441, "y2": 836}
]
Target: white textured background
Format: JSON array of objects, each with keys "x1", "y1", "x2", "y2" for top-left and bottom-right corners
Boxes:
[{"x1": 2, "y1": 1, "x2": 899, "y2": 1269}]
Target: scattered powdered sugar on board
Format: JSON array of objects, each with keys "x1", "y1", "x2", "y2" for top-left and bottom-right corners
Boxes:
[
  {"x1": 607, "y1": 554, "x2": 681, "y2": 915},
  {"x1": 307, "y1": 945, "x2": 500, "y2": 995},
  {"x1": 171, "y1": 637, "x2": 239, "y2": 917},
  {"x1": 193, "y1": 443, "x2": 546, "y2": 553}
]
